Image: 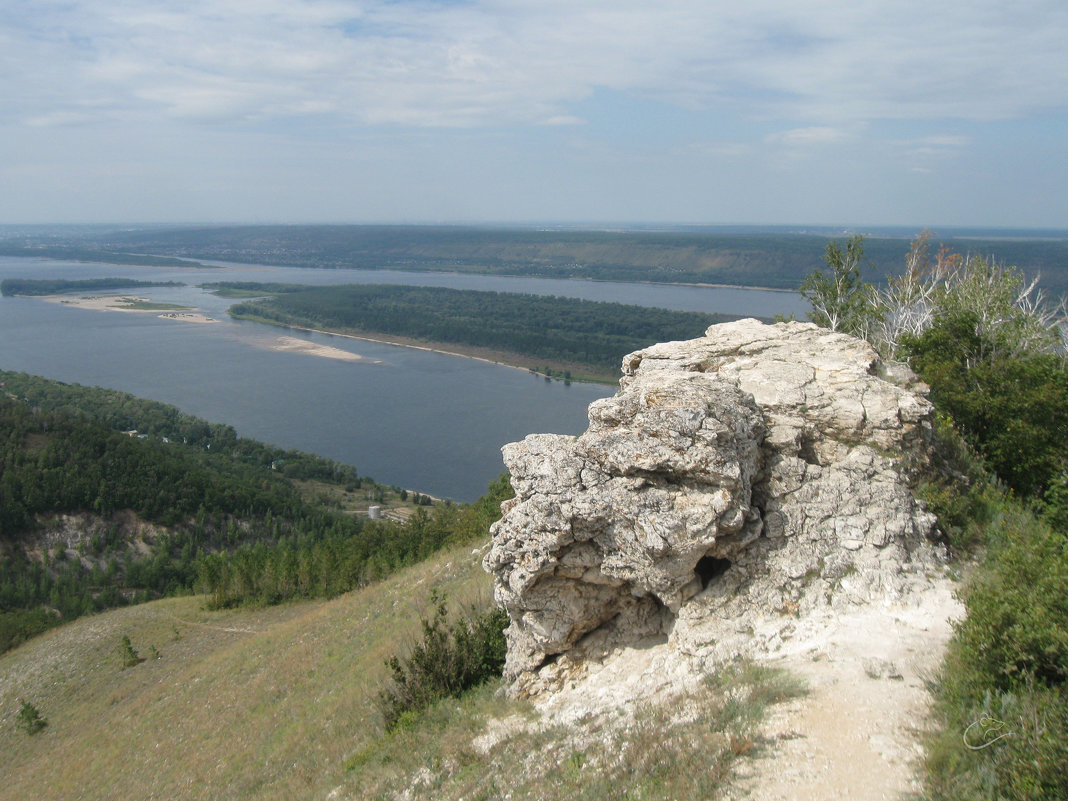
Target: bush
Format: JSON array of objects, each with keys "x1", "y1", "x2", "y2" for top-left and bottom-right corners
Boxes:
[
  {"x1": 951, "y1": 511, "x2": 1068, "y2": 693},
  {"x1": 905, "y1": 320, "x2": 1068, "y2": 498},
  {"x1": 924, "y1": 499, "x2": 1068, "y2": 800},
  {"x1": 120, "y1": 634, "x2": 143, "y2": 669},
  {"x1": 377, "y1": 593, "x2": 508, "y2": 732},
  {"x1": 16, "y1": 700, "x2": 47, "y2": 735},
  {"x1": 799, "y1": 234, "x2": 873, "y2": 336},
  {"x1": 925, "y1": 682, "x2": 1068, "y2": 801}
]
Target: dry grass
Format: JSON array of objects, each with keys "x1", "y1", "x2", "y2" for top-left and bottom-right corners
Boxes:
[
  {"x1": 340, "y1": 661, "x2": 805, "y2": 801},
  {"x1": 0, "y1": 541, "x2": 493, "y2": 801},
  {"x1": 2, "y1": 537, "x2": 802, "y2": 801}
]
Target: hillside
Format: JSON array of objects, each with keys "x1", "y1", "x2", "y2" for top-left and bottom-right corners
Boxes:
[
  {"x1": 0, "y1": 541, "x2": 492, "y2": 801},
  {"x1": 0, "y1": 540, "x2": 811, "y2": 801},
  {"x1": 0, "y1": 370, "x2": 476, "y2": 654}
]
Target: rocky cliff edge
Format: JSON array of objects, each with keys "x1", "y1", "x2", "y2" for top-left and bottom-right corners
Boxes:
[{"x1": 484, "y1": 319, "x2": 947, "y2": 695}]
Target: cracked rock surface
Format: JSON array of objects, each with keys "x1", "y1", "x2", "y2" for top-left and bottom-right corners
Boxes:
[{"x1": 484, "y1": 319, "x2": 946, "y2": 692}]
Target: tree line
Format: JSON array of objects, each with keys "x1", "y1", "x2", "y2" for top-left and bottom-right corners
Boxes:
[
  {"x1": 228, "y1": 283, "x2": 732, "y2": 374},
  {"x1": 77, "y1": 224, "x2": 1068, "y2": 294},
  {"x1": 0, "y1": 373, "x2": 513, "y2": 655},
  {"x1": 0, "y1": 370, "x2": 362, "y2": 485},
  {"x1": 1, "y1": 278, "x2": 184, "y2": 296}
]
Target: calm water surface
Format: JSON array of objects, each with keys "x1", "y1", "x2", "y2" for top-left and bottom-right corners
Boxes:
[{"x1": 0, "y1": 257, "x2": 804, "y2": 500}]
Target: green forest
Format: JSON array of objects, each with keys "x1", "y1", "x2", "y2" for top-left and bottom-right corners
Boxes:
[
  {"x1": 1, "y1": 278, "x2": 185, "y2": 296},
  {"x1": 64, "y1": 224, "x2": 1068, "y2": 294},
  {"x1": 0, "y1": 372, "x2": 512, "y2": 655},
  {"x1": 0, "y1": 242, "x2": 205, "y2": 268},
  {"x1": 226, "y1": 283, "x2": 733, "y2": 378}
]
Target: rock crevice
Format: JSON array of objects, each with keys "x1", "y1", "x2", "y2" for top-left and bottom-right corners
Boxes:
[{"x1": 484, "y1": 320, "x2": 944, "y2": 692}]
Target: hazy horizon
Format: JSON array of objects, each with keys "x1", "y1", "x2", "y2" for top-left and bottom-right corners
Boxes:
[{"x1": 4, "y1": 222, "x2": 1068, "y2": 240}]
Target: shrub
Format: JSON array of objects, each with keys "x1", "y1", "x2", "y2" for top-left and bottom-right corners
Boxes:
[
  {"x1": 925, "y1": 681, "x2": 1068, "y2": 801},
  {"x1": 120, "y1": 634, "x2": 143, "y2": 669},
  {"x1": 377, "y1": 593, "x2": 508, "y2": 732},
  {"x1": 924, "y1": 499, "x2": 1068, "y2": 800},
  {"x1": 906, "y1": 330, "x2": 1068, "y2": 498},
  {"x1": 950, "y1": 511, "x2": 1068, "y2": 693},
  {"x1": 16, "y1": 700, "x2": 47, "y2": 735},
  {"x1": 799, "y1": 234, "x2": 874, "y2": 337}
]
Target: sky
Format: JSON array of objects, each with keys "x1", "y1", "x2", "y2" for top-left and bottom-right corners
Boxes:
[{"x1": 2, "y1": 0, "x2": 1067, "y2": 228}]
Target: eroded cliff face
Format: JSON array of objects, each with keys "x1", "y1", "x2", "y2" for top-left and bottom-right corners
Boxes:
[{"x1": 484, "y1": 320, "x2": 946, "y2": 693}]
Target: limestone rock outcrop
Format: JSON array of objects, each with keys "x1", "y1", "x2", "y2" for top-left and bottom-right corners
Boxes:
[{"x1": 484, "y1": 319, "x2": 945, "y2": 691}]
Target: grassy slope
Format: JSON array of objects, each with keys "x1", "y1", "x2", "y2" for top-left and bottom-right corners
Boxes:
[
  {"x1": 0, "y1": 540, "x2": 492, "y2": 801},
  {"x1": 2, "y1": 533, "x2": 803, "y2": 801}
]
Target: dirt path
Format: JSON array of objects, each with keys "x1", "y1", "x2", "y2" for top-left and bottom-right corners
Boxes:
[{"x1": 726, "y1": 581, "x2": 962, "y2": 801}]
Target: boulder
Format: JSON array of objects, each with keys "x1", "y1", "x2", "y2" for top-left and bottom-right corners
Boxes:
[{"x1": 484, "y1": 319, "x2": 944, "y2": 691}]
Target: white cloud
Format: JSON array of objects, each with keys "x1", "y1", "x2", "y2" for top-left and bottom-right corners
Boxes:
[
  {"x1": 542, "y1": 115, "x2": 585, "y2": 126},
  {"x1": 3, "y1": 0, "x2": 1067, "y2": 131},
  {"x1": 765, "y1": 126, "x2": 850, "y2": 146},
  {"x1": 893, "y1": 133, "x2": 972, "y2": 160},
  {"x1": 2, "y1": 0, "x2": 1067, "y2": 226}
]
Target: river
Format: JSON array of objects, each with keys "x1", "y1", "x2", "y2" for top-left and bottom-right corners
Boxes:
[{"x1": 0, "y1": 257, "x2": 805, "y2": 500}]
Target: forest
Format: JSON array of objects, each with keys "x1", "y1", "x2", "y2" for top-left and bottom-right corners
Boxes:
[
  {"x1": 0, "y1": 242, "x2": 204, "y2": 268},
  {"x1": 45, "y1": 224, "x2": 1068, "y2": 294},
  {"x1": 227, "y1": 283, "x2": 733, "y2": 377},
  {"x1": 0, "y1": 372, "x2": 510, "y2": 655},
  {"x1": 1, "y1": 278, "x2": 184, "y2": 296}
]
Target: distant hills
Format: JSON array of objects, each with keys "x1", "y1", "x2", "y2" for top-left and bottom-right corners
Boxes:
[{"x1": 5, "y1": 224, "x2": 1066, "y2": 294}]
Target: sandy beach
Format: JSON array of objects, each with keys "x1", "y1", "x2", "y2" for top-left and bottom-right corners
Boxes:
[
  {"x1": 266, "y1": 335, "x2": 371, "y2": 362},
  {"x1": 156, "y1": 312, "x2": 218, "y2": 324},
  {"x1": 40, "y1": 294, "x2": 219, "y2": 323}
]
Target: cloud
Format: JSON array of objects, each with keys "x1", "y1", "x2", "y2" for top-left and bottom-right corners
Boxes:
[
  {"x1": 765, "y1": 126, "x2": 850, "y2": 146},
  {"x1": 894, "y1": 133, "x2": 972, "y2": 159},
  {"x1": 542, "y1": 115, "x2": 585, "y2": 126},
  {"x1": 3, "y1": 0, "x2": 1067, "y2": 133}
]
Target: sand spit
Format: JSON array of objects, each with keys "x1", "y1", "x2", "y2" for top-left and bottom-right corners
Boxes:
[
  {"x1": 267, "y1": 336, "x2": 372, "y2": 363},
  {"x1": 39, "y1": 294, "x2": 218, "y2": 323},
  {"x1": 156, "y1": 312, "x2": 218, "y2": 324}
]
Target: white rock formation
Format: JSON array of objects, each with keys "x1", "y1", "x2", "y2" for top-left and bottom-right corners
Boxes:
[{"x1": 484, "y1": 319, "x2": 945, "y2": 692}]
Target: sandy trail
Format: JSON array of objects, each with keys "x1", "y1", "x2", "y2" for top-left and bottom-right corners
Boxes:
[
  {"x1": 521, "y1": 577, "x2": 962, "y2": 801},
  {"x1": 725, "y1": 582, "x2": 962, "y2": 801}
]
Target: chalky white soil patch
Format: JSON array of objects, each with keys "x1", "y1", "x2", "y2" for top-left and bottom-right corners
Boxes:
[
  {"x1": 507, "y1": 575, "x2": 960, "y2": 801},
  {"x1": 724, "y1": 577, "x2": 962, "y2": 801}
]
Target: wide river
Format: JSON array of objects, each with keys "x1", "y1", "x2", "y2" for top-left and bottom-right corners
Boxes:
[{"x1": 0, "y1": 257, "x2": 805, "y2": 501}]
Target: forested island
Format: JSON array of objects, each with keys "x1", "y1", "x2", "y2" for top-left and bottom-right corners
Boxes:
[
  {"x1": 222, "y1": 282, "x2": 736, "y2": 381},
  {"x1": 1, "y1": 278, "x2": 185, "y2": 296},
  {"x1": 0, "y1": 371, "x2": 510, "y2": 654}
]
